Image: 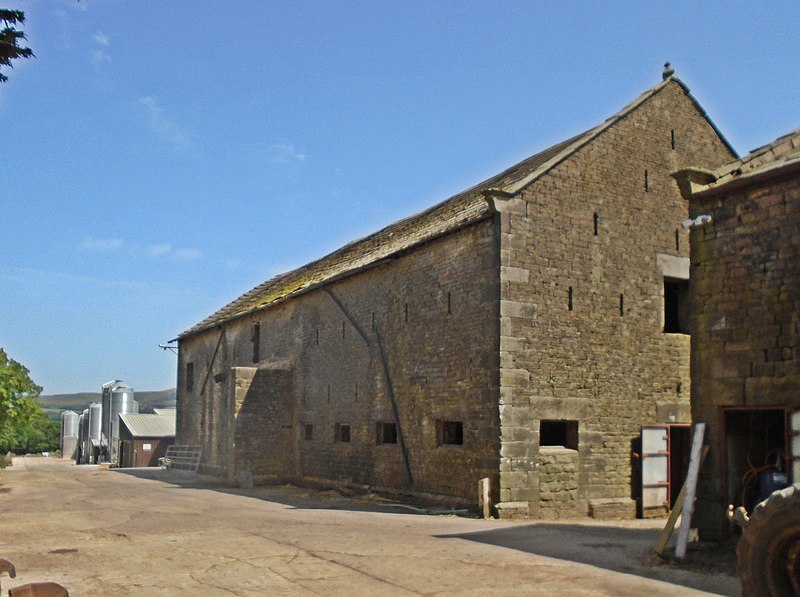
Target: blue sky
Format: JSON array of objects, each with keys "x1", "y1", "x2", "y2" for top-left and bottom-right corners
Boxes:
[{"x1": 2, "y1": 1, "x2": 798, "y2": 394}]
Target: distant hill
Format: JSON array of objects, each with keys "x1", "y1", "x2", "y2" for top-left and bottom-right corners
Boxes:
[{"x1": 38, "y1": 389, "x2": 176, "y2": 418}]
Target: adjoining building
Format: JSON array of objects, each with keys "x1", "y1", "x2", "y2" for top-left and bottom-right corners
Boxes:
[
  {"x1": 674, "y1": 129, "x2": 800, "y2": 539},
  {"x1": 175, "y1": 69, "x2": 735, "y2": 519},
  {"x1": 118, "y1": 410, "x2": 176, "y2": 468}
]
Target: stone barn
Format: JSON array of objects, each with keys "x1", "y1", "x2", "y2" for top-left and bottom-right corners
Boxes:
[
  {"x1": 674, "y1": 128, "x2": 800, "y2": 539},
  {"x1": 175, "y1": 69, "x2": 735, "y2": 519}
]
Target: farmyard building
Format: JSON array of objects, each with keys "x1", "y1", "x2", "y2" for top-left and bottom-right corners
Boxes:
[{"x1": 175, "y1": 69, "x2": 734, "y2": 519}]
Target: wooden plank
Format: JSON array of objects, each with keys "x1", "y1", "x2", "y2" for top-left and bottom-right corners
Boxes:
[
  {"x1": 654, "y1": 445, "x2": 708, "y2": 556},
  {"x1": 675, "y1": 422, "x2": 706, "y2": 559}
]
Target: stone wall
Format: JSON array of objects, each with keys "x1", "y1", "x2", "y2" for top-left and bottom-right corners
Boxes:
[
  {"x1": 493, "y1": 80, "x2": 735, "y2": 517},
  {"x1": 176, "y1": 78, "x2": 736, "y2": 518},
  {"x1": 689, "y1": 171, "x2": 800, "y2": 538},
  {"x1": 177, "y1": 219, "x2": 501, "y2": 504},
  {"x1": 538, "y1": 447, "x2": 580, "y2": 519}
]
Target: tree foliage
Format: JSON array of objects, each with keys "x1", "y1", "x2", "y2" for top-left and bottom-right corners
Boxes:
[
  {"x1": 0, "y1": 348, "x2": 58, "y2": 454},
  {"x1": 0, "y1": 9, "x2": 33, "y2": 83}
]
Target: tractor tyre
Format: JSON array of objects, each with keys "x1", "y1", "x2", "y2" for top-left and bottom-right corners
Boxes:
[{"x1": 738, "y1": 485, "x2": 800, "y2": 597}]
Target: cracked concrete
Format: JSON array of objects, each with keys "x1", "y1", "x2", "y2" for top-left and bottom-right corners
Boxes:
[{"x1": 0, "y1": 457, "x2": 738, "y2": 596}]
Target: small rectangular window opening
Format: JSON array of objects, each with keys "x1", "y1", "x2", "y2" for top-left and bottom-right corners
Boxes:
[
  {"x1": 540, "y1": 420, "x2": 579, "y2": 450},
  {"x1": 675, "y1": 229, "x2": 680, "y2": 251},
  {"x1": 619, "y1": 293, "x2": 625, "y2": 316},
  {"x1": 664, "y1": 277, "x2": 689, "y2": 334},
  {"x1": 404, "y1": 302, "x2": 409, "y2": 324},
  {"x1": 568, "y1": 286, "x2": 574, "y2": 311},
  {"x1": 376, "y1": 421, "x2": 398, "y2": 444},
  {"x1": 335, "y1": 423, "x2": 351, "y2": 443},
  {"x1": 447, "y1": 292, "x2": 452, "y2": 315},
  {"x1": 315, "y1": 328, "x2": 319, "y2": 346},
  {"x1": 644, "y1": 169, "x2": 649, "y2": 192},
  {"x1": 671, "y1": 129, "x2": 676, "y2": 150},
  {"x1": 186, "y1": 362, "x2": 194, "y2": 392},
  {"x1": 304, "y1": 423, "x2": 313, "y2": 441},
  {"x1": 593, "y1": 212, "x2": 599, "y2": 236},
  {"x1": 251, "y1": 322, "x2": 260, "y2": 363},
  {"x1": 437, "y1": 420, "x2": 464, "y2": 446}
]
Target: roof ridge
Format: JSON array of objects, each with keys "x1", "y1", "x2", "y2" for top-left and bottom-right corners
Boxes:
[{"x1": 501, "y1": 76, "x2": 736, "y2": 195}]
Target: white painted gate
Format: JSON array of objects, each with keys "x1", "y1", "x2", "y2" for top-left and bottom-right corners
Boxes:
[{"x1": 641, "y1": 425, "x2": 670, "y2": 514}]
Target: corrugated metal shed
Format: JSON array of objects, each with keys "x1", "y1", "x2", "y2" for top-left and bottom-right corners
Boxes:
[{"x1": 119, "y1": 413, "x2": 176, "y2": 438}]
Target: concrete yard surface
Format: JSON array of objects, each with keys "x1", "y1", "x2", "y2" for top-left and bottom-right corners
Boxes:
[{"x1": 1, "y1": 457, "x2": 739, "y2": 596}]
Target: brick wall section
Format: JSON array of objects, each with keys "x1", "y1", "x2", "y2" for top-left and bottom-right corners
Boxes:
[
  {"x1": 689, "y1": 173, "x2": 800, "y2": 538},
  {"x1": 493, "y1": 80, "x2": 734, "y2": 516},
  {"x1": 178, "y1": 219, "x2": 501, "y2": 504}
]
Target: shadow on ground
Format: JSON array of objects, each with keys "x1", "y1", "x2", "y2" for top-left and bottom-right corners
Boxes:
[
  {"x1": 110, "y1": 467, "x2": 740, "y2": 595},
  {"x1": 108, "y1": 467, "x2": 474, "y2": 516},
  {"x1": 435, "y1": 523, "x2": 739, "y2": 596}
]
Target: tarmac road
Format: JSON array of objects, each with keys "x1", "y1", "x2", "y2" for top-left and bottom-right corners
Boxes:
[{"x1": 0, "y1": 457, "x2": 739, "y2": 596}]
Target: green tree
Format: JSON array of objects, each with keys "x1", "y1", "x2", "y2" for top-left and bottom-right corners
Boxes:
[
  {"x1": 0, "y1": 348, "x2": 58, "y2": 454},
  {"x1": 0, "y1": 9, "x2": 33, "y2": 83}
]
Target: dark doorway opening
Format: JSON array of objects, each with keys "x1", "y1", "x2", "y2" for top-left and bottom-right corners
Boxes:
[
  {"x1": 723, "y1": 408, "x2": 788, "y2": 514},
  {"x1": 668, "y1": 425, "x2": 692, "y2": 507}
]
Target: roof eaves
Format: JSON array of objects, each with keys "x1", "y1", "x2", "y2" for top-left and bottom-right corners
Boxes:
[
  {"x1": 692, "y1": 152, "x2": 800, "y2": 200},
  {"x1": 178, "y1": 197, "x2": 493, "y2": 338}
]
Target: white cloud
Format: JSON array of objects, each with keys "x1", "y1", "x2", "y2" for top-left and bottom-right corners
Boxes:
[
  {"x1": 91, "y1": 32, "x2": 111, "y2": 67},
  {"x1": 138, "y1": 95, "x2": 192, "y2": 151},
  {"x1": 148, "y1": 243, "x2": 172, "y2": 257},
  {"x1": 79, "y1": 237, "x2": 124, "y2": 252},
  {"x1": 271, "y1": 143, "x2": 307, "y2": 164},
  {"x1": 148, "y1": 243, "x2": 202, "y2": 261}
]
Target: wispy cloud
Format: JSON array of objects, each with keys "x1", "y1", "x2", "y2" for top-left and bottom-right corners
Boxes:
[
  {"x1": 148, "y1": 243, "x2": 172, "y2": 257},
  {"x1": 271, "y1": 143, "x2": 307, "y2": 164},
  {"x1": 79, "y1": 238, "x2": 201, "y2": 262},
  {"x1": 79, "y1": 237, "x2": 124, "y2": 252},
  {"x1": 173, "y1": 248, "x2": 202, "y2": 261},
  {"x1": 147, "y1": 243, "x2": 202, "y2": 261},
  {"x1": 3, "y1": 265, "x2": 152, "y2": 294},
  {"x1": 91, "y1": 32, "x2": 111, "y2": 67},
  {"x1": 138, "y1": 95, "x2": 192, "y2": 151}
]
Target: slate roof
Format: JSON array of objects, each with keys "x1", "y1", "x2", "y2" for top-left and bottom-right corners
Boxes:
[
  {"x1": 180, "y1": 75, "x2": 732, "y2": 339},
  {"x1": 691, "y1": 128, "x2": 800, "y2": 197},
  {"x1": 119, "y1": 412, "x2": 176, "y2": 438}
]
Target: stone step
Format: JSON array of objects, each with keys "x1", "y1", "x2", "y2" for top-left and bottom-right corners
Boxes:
[{"x1": 588, "y1": 498, "x2": 636, "y2": 519}]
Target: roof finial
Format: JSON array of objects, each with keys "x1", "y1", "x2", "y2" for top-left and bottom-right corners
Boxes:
[{"x1": 662, "y1": 62, "x2": 675, "y2": 80}]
